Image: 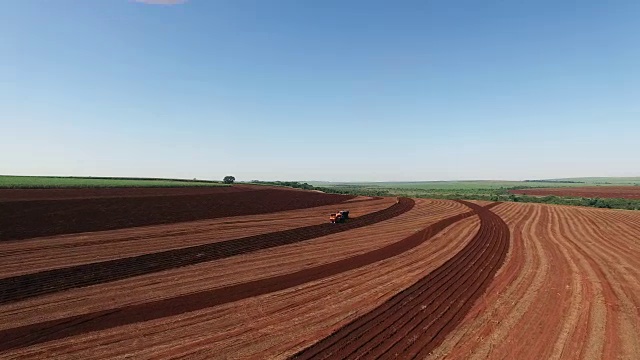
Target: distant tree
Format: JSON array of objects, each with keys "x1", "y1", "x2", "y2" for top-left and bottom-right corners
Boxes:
[{"x1": 223, "y1": 176, "x2": 236, "y2": 184}]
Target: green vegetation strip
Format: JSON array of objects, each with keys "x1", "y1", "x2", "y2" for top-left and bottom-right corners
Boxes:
[{"x1": 253, "y1": 181, "x2": 640, "y2": 211}]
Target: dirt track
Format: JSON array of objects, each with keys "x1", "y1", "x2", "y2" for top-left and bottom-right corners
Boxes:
[
  {"x1": 510, "y1": 186, "x2": 640, "y2": 199},
  {"x1": 0, "y1": 187, "x2": 353, "y2": 241}
]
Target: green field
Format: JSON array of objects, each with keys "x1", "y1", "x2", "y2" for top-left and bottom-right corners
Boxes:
[
  {"x1": 310, "y1": 178, "x2": 640, "y2": 190},
  {"x1": 304, "y1": 178, "x2": 640, "y2": 211},
  {"x1": 307, "y1": 180, "x2": 590, "y2": 199},
  {"x1": 311, "y1": 180, "x2": 580, "y2": 190},
  {"x1": 0, "y1": 176, "x2": 228, "y2": 189}
]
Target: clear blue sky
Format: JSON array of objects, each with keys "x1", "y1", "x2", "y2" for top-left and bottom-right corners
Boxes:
[{"x1": 2, "y1": 0, "x2": 638, "y2": 181}]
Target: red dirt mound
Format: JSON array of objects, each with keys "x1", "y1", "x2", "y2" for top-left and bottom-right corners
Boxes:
[
  {"x1": 510, "y1": 186, "x2": 640, "y2": 199},
  {"x1": 0, "y1": 188, "x2": 354, "y2": 241}
]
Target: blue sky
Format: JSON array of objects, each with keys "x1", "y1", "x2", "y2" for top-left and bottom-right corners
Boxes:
[{"x1": 2, "y1": 0, "x2": 638, "y2": 181}]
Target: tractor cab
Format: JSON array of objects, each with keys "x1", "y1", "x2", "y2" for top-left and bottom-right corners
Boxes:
[{"x1": 329, "y1": 210, "x2": 349, "y2": 223}]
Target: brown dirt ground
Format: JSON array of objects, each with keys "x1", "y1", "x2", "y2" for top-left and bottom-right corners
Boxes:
[
  {"x1": 0, "y1": 187, "x2": 353, "y2": 241},
  {"x1": 0, "y1": 197, "x2": 411, "y2": 305},
  {"x1": 294, "y1": 201, "x2": 509, "y2": 359},
  {"x1": 431, "y1": 202, "x2": 640, "y2": 359},
  {"x1": 2, "y1": 196, "x2": 638, "y2": 359},
  {"x1": 0, "y1": 185, "x2": 256, "y2": 202},
  {"x1": 0, "y1": 199, "x2": 471, "y2": 358},
  {"x1": 0, "y1": 196, "x2": 394, "y2": 277}
]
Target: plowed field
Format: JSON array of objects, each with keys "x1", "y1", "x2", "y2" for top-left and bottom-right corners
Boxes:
[
  {"x1": 510, "y1": 186, "x2": 640, "y2": 199},
  {"x1": 431, "y1": 202, "x2": 640, "y2": 359},
  {"x1": 0, "y1": 186, "x2": 353, "y2": 241},
  {"x1": 1, "y1": 187, "x2": 639, "y2": 359}
]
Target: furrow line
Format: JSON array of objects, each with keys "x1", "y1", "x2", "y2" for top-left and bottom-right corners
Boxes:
[
  {"x1": 293, "y1": 200, "x2": 510, "y2": 359},
  {"x1": 0, "y1": 201, "x2": 480, "y2": 352},
  {"x1": 0, "y1": 198, "x2": 415, "y2": 304}
]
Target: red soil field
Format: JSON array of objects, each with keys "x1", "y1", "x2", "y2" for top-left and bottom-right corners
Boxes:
[
  {"x1": 0, "y1": 198, "x2": 470, "y2": 357},
  {"x1": 0, "y1": 196, "x2": 394, "y2": 277},
  {"x1": 0, "y1": 185, "x2": 252, "y2": 202},
  {"x1": 432, "y1": 203, "x2": 640, "y2": 359},
  {"x1": 294, "y1": 201, "x2": 509, "y2": 359},
  {"x1": 510, "y1": 186, "x2": 640, "y2": 199},
  {"x1": 0, "y1": 186, "x2": 353, "y2": 241},
  {"x1": 0, "y1": 197, "x2": 413, "y2": 304},
  {"x1": 0, "y1": 201, "x2": 487, "y2": 351},
  {"x1": 1, "y1": 187, "x2": 639, "y2": 359}
]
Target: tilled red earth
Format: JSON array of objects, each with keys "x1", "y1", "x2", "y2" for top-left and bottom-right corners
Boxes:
[
  {"x1": 0, "y1": 185, "x2": 251, "y2": 202},
  {"x1": 510, "y1": 186, "x2": 640, "y2": 199},
  {"x1": 0, "y1": 186, "x2": 353, "y2": 241},
  {"x1": 1, "y1": 189, "x2": 637, "y2": 359},
  {"x1": 0, "y1": 199, "x2": 487, "y2": 352},
  {"x1": 293, "y1": 201, "x2": 509, "y2": 359},
  {"x1": 0, "y1": 187, "x2": 512, "y2": 358},
  {"x1": 0, "y1": 198, "x2": 414, "y2": 304}
]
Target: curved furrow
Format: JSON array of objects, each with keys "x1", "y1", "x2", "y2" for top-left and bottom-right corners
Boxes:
[
  {"x1": 353, "y1": 210, "x2": 503, "y2": 359},
  {"x1": 0, "y1": 197, "x2": 396, "y2": 278},
  {"x1": 293, "y1": 200, "x2": 510, "y2": 359},
  {"x1": 400, "y1": 213, "x2": 507, "y2": 359},
  {"x1": 578, "y1": 209, "x2": 640, "y2": 256},
  {"x1": 0, "y1": 199, "x2": 483, "y2": 352},
  {"x1": 481, "y1": 204, "x2": 581, "y2": 360},
  {"x1": 499, "y1": 205, "x2": 609, "y2": 359},
  {"x1": 430, "y1": 202, "x2": 540, "y2": 359},
  {"x1": 433, "y1": 203, "x2": 640, "y2": 359},
  {"x1": 0, "y1": 190, "x2": 355, "y2": 242},
  {"x1": 534, "y1": 205, "x2": 589, "y2": 358},
  {"x1": 555, "y1": 206, "x2": 631, "y2": 358},
  {"x1": 156, "y1": 217, "x2": 482, "y2": 360},
  {"x1": 0, "y1": 198, "x2": 415, "y2": 304},
  {"x1": 583, "y1": 209, "x2": 640, "y2": 233},
  {"x1": 305, "y1": 210, "x2": 494, "y2": 359},
  {"x1": 1, "y1": 198, "x2": 386, "y2": 256}
]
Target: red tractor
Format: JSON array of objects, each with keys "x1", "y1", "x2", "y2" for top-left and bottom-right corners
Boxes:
[{"x1": 329, "y1": 210, "x2": 349, "y2": 223}]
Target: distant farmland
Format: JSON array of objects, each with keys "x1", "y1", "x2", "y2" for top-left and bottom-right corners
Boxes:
[
  {"x1": 309, "y1": 178, "x2": 640, "y2": 190},
  {"x1": 306, "y1": 178, "x2": 640, "y2": 210}
]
